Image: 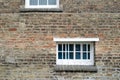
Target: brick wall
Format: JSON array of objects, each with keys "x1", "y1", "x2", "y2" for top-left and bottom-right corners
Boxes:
[
  {"x1": 0, "y1": 0, "x2": 120, "y2": 80},
  {"x1": 0, "y1": 0, "x2": 120, "y2": 13}
]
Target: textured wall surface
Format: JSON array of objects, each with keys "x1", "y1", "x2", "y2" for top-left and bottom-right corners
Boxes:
[{"x1": 0, "y1": 0, "x2": 120, "y2": 80}]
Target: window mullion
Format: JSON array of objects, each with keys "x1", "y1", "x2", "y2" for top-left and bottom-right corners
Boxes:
[
  {"x1": 47, "y1": 0, "x2": 48, "y2": 5},
  {"x1": 74, "y1": 43, "x2": 75, "y2": 60},
  {"x1": 81, "y1": 43, "x2": 83, "y2": 60},
  {"x1": 66, "y1": 44, "x2": 68, "y2": 59},
  {"x1": 65, "y1": 44, "x2": 66, "y2": 59},
  {"x1": 62, "y1": 43, "x2": 63, "y2": 60},
  {"x1": 86, "y1": 44, "x2": 88, "y2": 59},
  {"x1": 68, "y1": 43, "x2": 69, "y2": 60}
]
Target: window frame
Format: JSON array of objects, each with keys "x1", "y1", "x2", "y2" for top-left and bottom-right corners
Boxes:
[
  {"x1": 25, "y1": 0, "x2": 59, "y2": 8},
  {"x1": 54, "y1": 38, "x2": 99, "y2": 66},
  {"x1": 56, "y1": 42, "x2": 94, "y2": 65}
]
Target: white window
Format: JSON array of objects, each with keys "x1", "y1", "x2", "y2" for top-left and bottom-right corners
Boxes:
[
  {"x1": 54, "y1": 38, "x2": 99, "y2": 65},
  {"x1": 25, "y1": 0, "x2": 59, "y2": 8}
]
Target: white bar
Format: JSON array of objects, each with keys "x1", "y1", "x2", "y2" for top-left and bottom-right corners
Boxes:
[{"x1": 54, "y1": 38, "x2": 99, "y2": 42}]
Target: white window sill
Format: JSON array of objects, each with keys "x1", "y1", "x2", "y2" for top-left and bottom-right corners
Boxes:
[
  {"x1": 20, "y1": 8, "x2": 63, "y2": 12},
  {"x1": 54, "y1": 65, "x2": 97, "y2": 72}
]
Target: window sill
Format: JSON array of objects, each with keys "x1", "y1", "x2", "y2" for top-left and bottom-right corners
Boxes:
[
  {"x1": 19, "y1": 8, "x2": 63, "y2": 12},
  {"x1": 54, "y1": 65, "x2": 97, "y2": 72}
]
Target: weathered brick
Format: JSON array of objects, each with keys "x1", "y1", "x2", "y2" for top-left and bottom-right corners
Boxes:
[{"x1": 8, "y1": 28, "x2": 17, "y2": 31}]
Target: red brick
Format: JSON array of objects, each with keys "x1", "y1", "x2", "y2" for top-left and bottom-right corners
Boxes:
[{"x1": 9, "y1": 28, "x2": 17, "y2": 31}]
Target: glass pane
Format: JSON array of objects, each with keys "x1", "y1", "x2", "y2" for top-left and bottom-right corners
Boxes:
[
  {"x1": 63, "y1": 44, "x2": 65, "y2": 51},
  {"x1": 76, "y1": 44, "x2": 80, "y2": 51},
  {"x1": 75, "y1": 52, "x2": 81, "y2": 59},
  {"x1": 66, "y1": 52, "x2": 69, "y2": 59},
  {"x1": 88, "y1": 52, "x2": 90, "y2": 59},
  {"x1": 63, "y1": 52, "x2": 65, "y2": 59},
  {"x1": 69, "y1": 44, "x2": 74, "y2": 51},
  {"x1": 66, "y1": 44, "x2": 68, "y2": 51},
  {"x1": 48, "y1": 0, "x2": 56, "y2": 5},
  {"x1": 30, "y1": 0, "x2": 38, "y2": 5},
  {"x1": 83, "y1": 44, "x2": 87, "y2": 51},
  {"x1": 88, "y1": 44, "x2": 90, "y2": 51},
  {"x1": 83, "y1": 52, "x2": 87, "y2": 59},
  {"x1": 69, "y1": 52, "x2": 74, "y2": 59},
  {"x1": 58, "y1": 44, "x2": 62, "y2": 51},
  {"x1": 39, "y1": 0, "x2": 47, "y2": 5},
  {"x1": 58, "y1": 52, "x2": 62, "y2": 59}
]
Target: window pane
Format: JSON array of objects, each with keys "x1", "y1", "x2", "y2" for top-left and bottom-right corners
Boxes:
[
  {"x1": 76, "y1": 44, "x2": 80, "y2": 51},
  {"x1": 88, "y1": 44, "x2": 90, "y2": 51},
  {"x1": 69, "y1": 44, "x2": 74, "y2": 51},
  {"x1": 66, "y1": 44, "x2": 68, "y2": 51},
  {"x1": 30, "y1": 0, "x2": 38, "y2": 5},
  {"x1": 69, "y1": 52, "x2": 74, "y2": 59},
  {"x1": 58, "y1": 52, "x2": 62, "y2": 59},
  {"x1": 75, "y1": 52, "x2": 81, "y2": 59},
  {"x1": 66, "y1": 52, "x2": 69, "y2": 59},
  {"x1": 48, "y1": 0, "x2": 56, "y2": 5},
  {"x1": 39, "y1": 0, "x2": 47, "y2": 5},
  {"x1": 63, "y1": 52, "x2": 65, "y2": 59},
  {"x1": 58, "y1": 44, "x2": 62, "y2": 51},
  {"x1": 83, "y1": 44, "x2": 87, "y2": 51},
  {"x1": 83, "y1": 52, "x2": 87, "y2": 59},
  {"x1": 88, "y1": 52, "x2": 90, "y2": 59}
]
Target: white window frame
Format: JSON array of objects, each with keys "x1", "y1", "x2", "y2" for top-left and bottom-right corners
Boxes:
[
  {"x1": 54, "y1": 38, "x2": 99, "y2": 65},
  {"x1": 25, "y1": 0, "x2": 59, "y2": 8}
]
